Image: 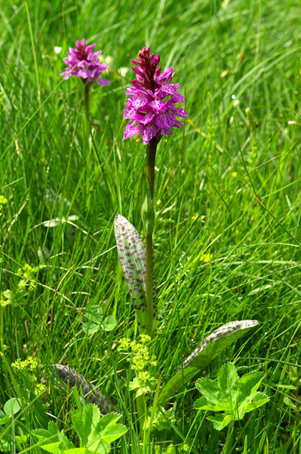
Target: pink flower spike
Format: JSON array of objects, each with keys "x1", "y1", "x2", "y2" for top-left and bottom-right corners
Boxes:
[
  {"x1": 141, "y1": 123, "x2": 159, "y2": 144},
  {"x1": 60, "y1": 39, "x2": 111, "y2": 86},
  {"x1": 123, "y1": 47, "x2": 187, "y2": 144},
  {"x1": 123, "y1": 121, "x2": 142, "y2": 140}
]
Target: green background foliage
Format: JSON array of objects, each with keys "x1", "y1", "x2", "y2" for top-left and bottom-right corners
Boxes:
[{"x1": 1, "y1": 0, "x2": 301, "y2": 452}]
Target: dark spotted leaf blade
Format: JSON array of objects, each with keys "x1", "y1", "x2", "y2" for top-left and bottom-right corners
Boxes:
[
  {"x1": 114, "y1": 214, "x2": 158, "y2": 335},
  {"x1": 51, "y1": 365, "x2": 116, "y2": 415},
  {"x1": 158, "y1": 320, "x2": 259, "y2": 407}
]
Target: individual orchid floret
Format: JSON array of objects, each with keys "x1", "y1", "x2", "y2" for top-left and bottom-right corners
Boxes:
[
  {"x1": 60, "y1": 38, "x2": 111, "y2": 86},
  {"x1": 123, "y1": 47, "x2": 187, "y2": 145}
]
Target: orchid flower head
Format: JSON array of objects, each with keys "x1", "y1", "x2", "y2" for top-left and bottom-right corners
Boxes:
[
  {"x1": 123, "y1": 47, "x2": 187, "y2": 144},
  {"x1": 60, "y1": 38, "x2": 111, "y2": 86}
]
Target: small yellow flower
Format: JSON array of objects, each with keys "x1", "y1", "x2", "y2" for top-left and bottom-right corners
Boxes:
[
  {"x1": 232, "y1": 172, "x2": 238, "y2": 178},
  {"x1": 200, "y1": 253, "x2": 213, "y2": 262}
]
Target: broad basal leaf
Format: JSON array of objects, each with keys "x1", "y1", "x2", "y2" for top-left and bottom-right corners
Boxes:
[
  {"x1": 158, "y1": 320, "x2": 259, "y2": 406},
  {"x1": 114, "y1": 214, "x2": 158, "y2": 334},
  {"x1": 51, "y1": 365, "x2": 116, "y2": 415}
]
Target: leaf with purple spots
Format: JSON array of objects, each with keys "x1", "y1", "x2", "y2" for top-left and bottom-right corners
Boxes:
[
  {"x1": 114, "y1": 214, "x2": 158, "y2": 335},
  {"x1": 51, "y1": 364, "x2": 116, "y2": 415},
  {"x1": 158, "y1": 320, "x2": 259, "y2": 406}
]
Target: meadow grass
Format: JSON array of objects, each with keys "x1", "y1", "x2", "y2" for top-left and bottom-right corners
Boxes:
[{"x1": 1, "y1": 0, "x2": 301, "y2": 452}]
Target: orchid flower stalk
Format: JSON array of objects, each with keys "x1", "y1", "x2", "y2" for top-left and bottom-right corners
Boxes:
[
  {"x1": 61, "y1": 39, "x2": 111, "y2": 209},
  {"x1": 61, "y1": 38, "x2": 111, "y2": 121},
  {"x1": 123, "y1": 47, "x2": 187, "y2": 337}
]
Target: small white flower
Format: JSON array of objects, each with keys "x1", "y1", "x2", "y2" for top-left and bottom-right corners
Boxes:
[
  {"x1": 119, "y1": 67, "x2": 129, "y2": 77},
  {"x1": 54, "y1": 46, "x2": 62, "y2": 54}
]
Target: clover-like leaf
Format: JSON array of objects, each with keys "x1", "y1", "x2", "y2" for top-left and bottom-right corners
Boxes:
[
  {"x1": 101, "y1": 316, "x2": 117, "y2": 332},
  {"x1": 82, "y1": 322, "x2": 100, "y2": 334},
  {"x1": 82, "y1": 305, "x2": 103, "y2": 333},
  {"x1": 85, "y1": 305, "x2": 103, "y2": 324},
  {"x1": 158, "y1": 320, "x2": 259, "y2": 406},
  {"x1": 4, "y1": 397, "x2": 22, "y2": 417},
  {"x1": 194, "y1": 363, "x2": 269, "y2": 430},
  {"x1": 114, "y1": 214, "x2": 158, "y2": 334}
]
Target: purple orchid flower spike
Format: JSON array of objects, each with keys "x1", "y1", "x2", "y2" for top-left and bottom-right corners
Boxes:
[
  {"x1": 60, "y1": 38, "x2": 111, "y2": 86},
  {"x1": 123, "y1": 47, "x2": 187, "y2": 144}
]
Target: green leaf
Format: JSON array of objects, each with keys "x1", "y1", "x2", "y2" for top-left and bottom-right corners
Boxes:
[
  {"x1": 207, "y1": 414, "x2": 232, "y2": 431},
  {"x1": 94, "y1": 412, "x2": 121, "y2": 432},
  {"x1": 85, "y1": 305, "x2": 103, "y2": 324},
  {"x1": 85, "y1": 440, "x2": 110, "y2": 454},
  {"x1": 194, "y1": 363, "x2": 269, "y2": 430},
  {"x1": 82, "y1": 322, "x2": 100, "y2": 334},
  {"x1": 101, "y1": 316, "x2": 117, "y2": 332},
  {"x1": 129, "y1": 376, "x2": 140, "y2": 391},
  {"x1": 4, "y1": 397, "x2": 22, "y2": 417},
  {"x1": 100, "y1": 424, "x2": 128, "y2": 443},
  {"x1": 33, "y1": 421, "x2": 75, "y2": 452},
  {"x1": 158, "y1": 320, "x2": 259, "y2": 406},
  {"x1": 71, "y1": 405, "x2": 126, "y2": 454},
  {"x1": 240, "y1": 371, "x2": 265, "y2": 394},
  {"x1": 283, "y1": 395, "x2": 296, "y2": 410},
  {"x1": 243, "y1": 392, "x2": 270, "y2": 412},
  {"x1": 195, "y1": 379, "x2": 231, "y2": 411},
  {"x1": 114, "y1": 214, "x2": 158, "y2": 335},
  {"x1": 72, "y1": 404, "x2": 100, "y2": 447},
  {"x1": 2, "y1": 289, "x2": 26, "y2": 307},
  {"x1": 64, "y1": 449, "x2": 104, "y2": 454},
  {"x1": 64, "y1": 449, "x2": 100, "y2": 454},
  {"x1": 0, "y1": 414, "x2": 10, "y2": 425},
  {"x1": 39, "y1": 442, "x2": 64, "y2": 454}
]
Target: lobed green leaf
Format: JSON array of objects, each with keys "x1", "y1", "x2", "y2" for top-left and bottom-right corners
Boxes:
[{"x1": 194, "y1": 363, "x2": 269, "y2": 430}]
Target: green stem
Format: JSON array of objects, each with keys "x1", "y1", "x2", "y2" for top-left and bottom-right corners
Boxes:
[
  {"x1": 144, "y1": 138, "x2": 158, "y2": 337},
  {"x1": 0, "y1": 305, "x2": 3, "y2": 352},
  {"x1": 145, "y1": 138, "x2": 157, "y2": 199},
  {"x1": 84, "y1": 83, "x2": 91, "y2": 210},
  {"x1": 145, "y1": 234, "x2": 153, "y2": 337},
  {"x1": 84, "y1": 82, "x2": 90, "y2": 122},
  {"x1": 136, "y1": 394, "x2": 146, "y2": 430},
  {"x1": 222, "y1": 422, "x2": 234, "y2": 454}
]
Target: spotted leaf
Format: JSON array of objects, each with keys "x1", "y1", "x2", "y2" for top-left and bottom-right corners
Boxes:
[
  {"x1": 114, "y1": 214, "x2": 158, "y2": 335},
  {"x1": 158, "y1": 320, "x2": 259, "y2": 406},
  {"x1": 51, "y1": 364, "x2": 116, "y2": 415}
]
